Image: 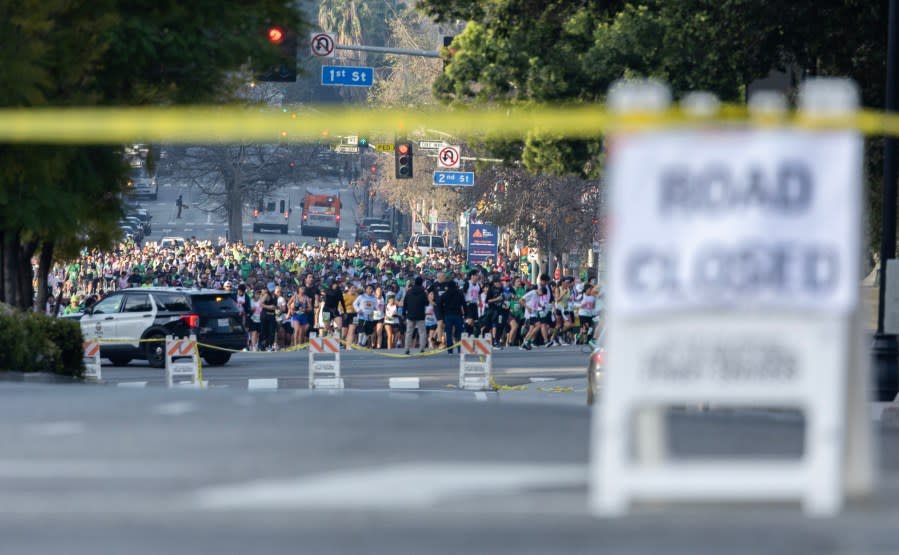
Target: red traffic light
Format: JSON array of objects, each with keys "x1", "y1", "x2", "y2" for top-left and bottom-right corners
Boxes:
[
  {"x1": 268, "y1": 27, "x2": 285, "y2": 44},
  {"x1": 397, "y1": 143, "x2": 410, "y2": 155},
  {"x1": 370, "y1": 164, "x2": 377, "y2": 173}
]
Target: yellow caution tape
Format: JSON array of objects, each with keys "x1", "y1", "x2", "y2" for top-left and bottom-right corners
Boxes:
[
  {"x1": 335, "y1": 337, "x2": 461, "y2": 358},
  {"x1": 1, "y1": 104, "x2": 898, "y2": 144},
  {"x1": 488, "y1": 376, "x2": 528, "y2": 391}
]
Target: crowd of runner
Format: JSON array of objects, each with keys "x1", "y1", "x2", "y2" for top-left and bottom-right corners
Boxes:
[{"x1": 43, "y1": 238, "x2": 604, "y2": 352}]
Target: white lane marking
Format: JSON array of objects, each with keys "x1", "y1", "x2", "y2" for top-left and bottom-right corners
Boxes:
[
  {"x1": 152, "y1": 401, "x2": 196, "y2": 416},
  {"x1": 183, "y1": 228, "x2": 193, "y2": 232},
  {"x1": 389, "y1": 377, "x2": 420, "y2": 389},
  {"x1": 0, "y1": 459, "x2": 201, "y2": 479},
  {"x1": 25, "y1": 421, "x2": 85, "y2": 437},
  {"x1": 529, "y1": 377, "x2": 556, "y2": 383},
  {"x1": 474, "y1": 392, "x2": 488, "y2": 401},
  {"x1": 117, "y1": 381, "x2": 148, "y2": 388},
  {"x1": 502, "y1": 367, "x2": 582, "y2": 375},
  {"x1": 194, "y1": 463, "x2": 587, "y2": 509},
  {"x1": 248, "y1": 378, "x2": 279, "y2": 391}
]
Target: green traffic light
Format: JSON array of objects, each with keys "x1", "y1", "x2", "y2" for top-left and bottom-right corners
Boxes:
[{"x1": 359, "y1": 137, "x2": 368, "y2": 147}]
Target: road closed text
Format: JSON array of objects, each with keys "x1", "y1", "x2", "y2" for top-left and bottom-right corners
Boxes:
[{"x1": 609, "y1": 131, "x2": 860, "y2": 314}]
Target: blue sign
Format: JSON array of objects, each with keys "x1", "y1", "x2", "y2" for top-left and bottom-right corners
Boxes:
[
  {"x1": 467, "y1": 224, "x2": 499, "y2": 266},
  {"x1": 321, "y1": 65, "x2": 373, "y2": 87},
  {"x1": 433, "y1": 171, "x2": 475, "y2": 186}
]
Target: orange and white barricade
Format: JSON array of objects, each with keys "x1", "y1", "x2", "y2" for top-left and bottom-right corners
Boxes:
[
  {"x1": 83, "y1": 338, "x2": 102, "y2": 381},
  {"x1": 459, "y1": 333, "x2": 492, "y2": 390},
  {"x1": 308, "y1": 333, "x2": 343, "y2": 389},
  {"x1": 165, "y1": 335, "x2": 201, "y2": 388}
]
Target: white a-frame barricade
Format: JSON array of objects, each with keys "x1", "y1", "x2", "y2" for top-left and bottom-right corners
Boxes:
[
  {"x1": 459, "y1": 334, "x2": 492, "y2": 390},
  {"x1": 308, "y1": 334, "x2": 343, "y2": 389},
  {"x1": 82, "y1": 338, "x2": 101, "y2": 381},
  {"x1": 591, "y1": 79, "x2": 874, "y2": 517},
  {"x1": 165, "y1": 335, "x2": 201, "y2": 388}
]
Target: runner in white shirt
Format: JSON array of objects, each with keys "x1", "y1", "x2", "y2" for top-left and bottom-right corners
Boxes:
[
  {"x1": 519, "y1": 286, "x2": 550, "y2": 350},
  {"x1": 352, "y1": 284, "x2": 377, "y2": 346},
  {"x1": 577, "y1": 284, "x2": 597, "y2": 343}
]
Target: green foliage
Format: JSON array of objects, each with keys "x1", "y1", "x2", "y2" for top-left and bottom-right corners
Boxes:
[
  {"x1": 0, "y1": 0, "x2": 308, "y2": 307},
  {"x1": 423, "y1": 0, "x2": 891, "y2": 251},
  {"x1": 0, "y1": 309, "x2": 83, "y2": 376}
]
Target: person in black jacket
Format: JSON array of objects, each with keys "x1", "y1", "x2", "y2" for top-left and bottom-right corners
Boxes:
[
  {"x1": 403, "y1": 276, "x2": 429, "y2": 354},
  {"x1": 438, "y1": 279, "x2": 466, "y2": 354}
]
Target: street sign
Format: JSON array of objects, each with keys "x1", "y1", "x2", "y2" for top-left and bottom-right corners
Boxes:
[
  {"x1": 467, "y1": 224, "x2": 499, "y2": 265},
  {"x1": 433, "y1": 171, "x2": 474, "y2": 186},
  {"x1": 332, "y1": 145, "x2": 359, "y2": 154},
  {"x1": 437, "y1": 145, "x2": 461, "y2": 169},
  {"x1": 419, "y1": 140, "x2": 444, "y2": 150},
  {"x1": 321, "y1": 65, "x2": 373, "y2": 87},
  {"x1": 592, "y1": 79, "x2": 872, "y2": 518},
  {"x1": 310, "y1": 32, "x2": 336, "y2": 57},
  {"x1": 375, "y1": 143, "x2": 394, "y2": 152},
  {"x1": 343, "y1": 135, "x2": 358, "y2": 145}
]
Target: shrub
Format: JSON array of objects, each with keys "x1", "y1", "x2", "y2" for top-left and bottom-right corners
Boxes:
[{"x1": 0, "y1": 307, "x2": 84, "y2": 377}]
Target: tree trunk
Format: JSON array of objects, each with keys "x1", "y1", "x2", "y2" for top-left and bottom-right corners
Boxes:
[
  {"x1": 18, "y1": 239, "x2": 38, "y2": 311},
  {"x1": 0, "y1": 230, "x2": 4, "y2": 305},
  {"x1": 2, "y1": 230, "x2": 19, "y2": 308},
  {"x1": 227, "y1": 171, "x2": 243, "y2": 243},
  {"x1": 35, "y1": 240, "x2": 54, "y2": 313}
]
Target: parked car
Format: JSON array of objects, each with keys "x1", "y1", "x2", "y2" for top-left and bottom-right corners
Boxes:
[
  {"x1": 408, "y1": 234, "x2": 447, "y2": 256},
  {"x1": 159, "y1": 236, "x2": 186, "y2": 249},
  {"x1": 124, "y1": 216, "x2": 148, "y2": 236},
  {"x1": 119, "y1": 222, "x2": 143, "y2": 244},
  {"x1": 127, "y1": 208, "x2": 152, "y2": 236},
  {"x1": 362, "y1": 228, "x2": 394, "y2": 248},
  {"x1": 355, "y1": 217, "x2": 389, "y2": 240},
  {"x1": 78, "y1": 287, "x2": 246, "y2": 367}
]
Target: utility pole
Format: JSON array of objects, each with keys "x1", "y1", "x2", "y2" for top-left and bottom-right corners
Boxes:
[{"x1": 873, "y1": 0, "x2": 899, "y2": 401}]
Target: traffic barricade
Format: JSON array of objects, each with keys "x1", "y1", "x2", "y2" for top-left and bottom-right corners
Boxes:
[
  {"x1": 165, "y1": 335, "x2": 202, "y2": 388},
  {"x1": 459, "y1": 333, "x2": 492, "y2": 390},
  {"x1": 308, "y1": 333, "x2": 343, "y2": 389},
  {"x1": 82, "y1": 338, "x2": 101, "y2": 381}
]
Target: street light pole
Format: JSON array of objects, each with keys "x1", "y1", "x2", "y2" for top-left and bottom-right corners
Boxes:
[{"x1": 873, "y1": 0, "x2": 899, "y2": 401}]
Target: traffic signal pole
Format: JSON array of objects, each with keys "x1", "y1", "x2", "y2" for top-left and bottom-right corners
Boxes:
[{"x1": 334, "y1": 44, "x2": 440, "y2": 58}]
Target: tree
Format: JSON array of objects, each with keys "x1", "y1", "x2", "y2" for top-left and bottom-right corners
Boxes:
[
  {"x1": 318, "y1": 0, "x2": 396, "y2": 101},
  {"x1": 464, "y1": 164, "x2": 599, "y2": 276},
  {"x1": 364, "y1": 3, "x2": 465, "y2": 238},
  {"x1": 419, "y1": 0, "x2": 890, "y2": 250},
  {"x1": 0, "y1": 0, "x2": 307, "y2": 310}
]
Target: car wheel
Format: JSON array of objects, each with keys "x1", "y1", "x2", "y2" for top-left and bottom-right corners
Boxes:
[
  {"x1": 107, "y1": 355, "x2": 132, "y2": 367},
  {"x1": 145, "y1": 334, "x2": 166, "y2": 368},
  {"x1": 203, "y1": 351, "x2": 231, "y2": 366}
]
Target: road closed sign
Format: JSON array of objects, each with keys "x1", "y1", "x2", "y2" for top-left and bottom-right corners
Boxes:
[
  {"x1": 607, "y1": 129, "x2": 861, "y2": 315},
  {"x1": 592, "y1": 79, "x2": 873, "y2": 518}
]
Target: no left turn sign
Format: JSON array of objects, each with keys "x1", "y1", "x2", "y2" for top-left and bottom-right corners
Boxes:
[
  {"x1": 310, "y1": 32, "x2": 336, "y2": 57},
  {"x1": 438, "y1": 145, "x2": 461, "y2": 169}
]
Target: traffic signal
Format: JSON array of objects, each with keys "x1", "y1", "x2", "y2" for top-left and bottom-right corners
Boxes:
[
  {"x1": 257, "y1": 26, "x2": 297, "y2": 82},
  {"x1": 395, "y1": 140, "x2": 413, "y2": 179},
  {"x1": 358, "y1": 137, "x2": 368, "y2": 148}
]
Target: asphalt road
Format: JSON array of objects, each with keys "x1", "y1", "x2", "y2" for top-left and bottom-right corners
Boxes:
[
  {"x1": 137, "y1": 162, "x2": 356, "y2": 245},
  {"x1": 97, "y1": 344, "x2": 592, "y2": 390},
  {"x1": 1, "y1": 383, "x2": 898, "y2": 554}
]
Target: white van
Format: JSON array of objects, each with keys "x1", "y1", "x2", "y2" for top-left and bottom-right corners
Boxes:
[{"x1": 408, "y1": 234, "x2": 447, "y2": 255}]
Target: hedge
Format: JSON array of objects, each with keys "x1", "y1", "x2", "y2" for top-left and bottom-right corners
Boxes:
[{"x1": 0, "y1": 306, "x2": 84, "y2": 377}]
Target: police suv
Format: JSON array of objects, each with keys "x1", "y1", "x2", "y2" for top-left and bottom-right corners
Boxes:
[{"x1": 78, "y1": 287, "x2": 246, "y2": 367}]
